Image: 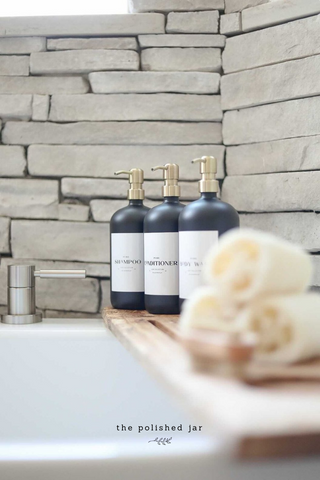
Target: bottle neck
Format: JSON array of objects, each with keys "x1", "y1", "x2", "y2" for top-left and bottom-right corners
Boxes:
[
  {"x1": 129, "y1": 199, "x2": 143, "y2": 206},
  {"x1": 163, "y1": 196, "x2": 180, "y2": 203},
  {"x1": 200, "y1": 192, "x2": 217, "y2": 199}
]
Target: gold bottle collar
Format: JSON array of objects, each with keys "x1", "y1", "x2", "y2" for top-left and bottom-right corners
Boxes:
[
  {"x1": 114, "y1": 168, "x2": 145, "y2": 200},
  {"x1": 192, "y1": 156, "x2": 219, "y2": 193},
  {"x1": 152, "y1": 163, "x2": 180, "y2": 197}
]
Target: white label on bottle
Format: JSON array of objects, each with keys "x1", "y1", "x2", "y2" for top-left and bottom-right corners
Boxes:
[
  {"x1": 179, "y1": 230, "x2": 219, "y2": 300},
  {"x1": 111, "y1": 233, "x2": 144, "y2": 293},
  {"x1": 144, "y1": 232, "x2": 179, "y2": 296}
]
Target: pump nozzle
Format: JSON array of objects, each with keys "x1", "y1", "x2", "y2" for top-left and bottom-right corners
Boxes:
[
  {"x1": 114, "y1": 168, "x2": 144, "y2": 200},
  {"x1": 151, "y1": 163, "x2": 180, "y2": 197},
  {"x1": 192, "y1": 156, "x2": 218, "y2": 193}
]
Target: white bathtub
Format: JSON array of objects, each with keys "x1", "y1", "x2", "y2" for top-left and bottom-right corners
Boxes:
[{"x1": 0, "y1": 318, "x2": 319, "y2": 480}]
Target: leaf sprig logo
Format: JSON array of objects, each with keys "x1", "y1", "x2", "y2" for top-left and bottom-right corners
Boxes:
[{"x1": 148, "y1": 437, "x2": 172, "y2": 445}]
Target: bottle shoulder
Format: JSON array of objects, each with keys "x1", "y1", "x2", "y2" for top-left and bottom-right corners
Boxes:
[
  {"x1": 111, "y1": 204, "x2": 149, "y2": 233},
  {"x1": 144, "y1": 201, "x2": 185, "y2": 232},
  {"x1": 179, "y1": 197, "x2": 239, "y2": 232}
]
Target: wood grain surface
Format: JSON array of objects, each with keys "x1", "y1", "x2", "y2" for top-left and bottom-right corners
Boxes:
[{"x1": 102, "y1": 307, "x2": 320, "y2": 459}]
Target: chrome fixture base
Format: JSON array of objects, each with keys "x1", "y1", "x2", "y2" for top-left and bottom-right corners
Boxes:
[{"x1": 1, "y1": 314, "x2": 43, "y2": 325}]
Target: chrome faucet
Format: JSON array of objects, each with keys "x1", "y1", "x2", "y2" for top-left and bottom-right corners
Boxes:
[{"x1": 1, "y1": 265, "x2": 86, "y2": 325}]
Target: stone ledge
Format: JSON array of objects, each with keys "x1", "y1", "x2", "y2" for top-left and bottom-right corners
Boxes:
[
  {"x1": 223, "y1": 15, "x2": 320, "y2": 73},
  {"x1": 47, "y1": 37, "x2": 138, "y2": 51},
  {"x1": 242, "y1": 0, "x2": 320, "y2": 32},
  {"x1": 0, "y1": 14, "x2": 165, "y2": 37},
  {"x1": 138, "y1": 34, "x2": 225, "y2": 48},
  {"x1": 225, "y1": 0, "x2": 269, "y2": 14},
  {"x1": 28, "y1": 144, "x2": 225, "y2": 180},
  {"x1": 220, "y1": 13, "x2": 242, "y2": 35},
  {"x1": 0, "y1": 217, "x2": 10, "y2": 254},
  {"x1": 223, "y1": 96, "x2": 320, "y2": 145},
  {"x1": 0, "y1": 37, "x2": 46, "y2": 54},
  {"x1": 166, "y1": 11, "x2": 219, "y2": 34},
  {"x1": 0, "y1": 94, "x2": 32, "y2": 120},
  {"x1": 0, "y1": 178, "x2": 59, "y2": 219},
  {"x1": 129, "y1": 0, "x2": 224, "y2": 13},
  {"x1": 0, "y1": 76, "x2": 89, "y2": 94},
  {"x1": 141, "y1": 48, "x2": 221, "y2": 72},
  {"x1": 3, "y1": 121, "x2": 222, "y2": 146},
  {"x1": 30, "y1": 50, "x2": 139, "y2": 75},
  {"x1": 0, "y1": 146, "x2": 26, "y2": 177},
  {"x1": 226, "y1": 136, "x2": 320, "y2": 176},
  {"x1": 11, "y1": 220, "x2": 110, "y2": 263},
  {"x1": 222, "y1": 172, "x2": 320, "y2": 212},
  {"x1": 49, "y1": 93, "x2": 222, "y2": 122},
  {"x1": 222, "y1": 55, "x2": 320, "y2": 111},
  {"x1": 89, "y1": 71, "x2": 220, "y2": 94},
  {"x1": 0, "y1": 56, "x2": 29, "y2": 76},
  {"x1": 240, "y1": 212, "x2": 320, "y2": 252}
]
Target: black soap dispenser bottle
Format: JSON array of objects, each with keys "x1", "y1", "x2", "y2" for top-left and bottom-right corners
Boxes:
[
  {"x1": 110, "y1": 168, "x2": 149, "y2": 310},
  {"x1": 144, "y1": 163, "x2": 185, "y2": 314},
  {"x1": 179, "y1": 156, "x2": 239, "y2": 306}
]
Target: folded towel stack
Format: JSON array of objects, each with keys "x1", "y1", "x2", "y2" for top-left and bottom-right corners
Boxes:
[{"x1": 180, "y1": 229, "x2": 320, "y2": 364}]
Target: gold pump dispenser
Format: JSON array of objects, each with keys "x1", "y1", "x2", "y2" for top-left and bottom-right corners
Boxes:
[
  {"x1": 192, "y1": 156, "x2": 219, "y2": 193},
  {"x1": 151, "y1": 163, "x2": 180, "y2": 197},
  {"x1": 114, "y1": 168, "x2": 144, "y2": 200}
]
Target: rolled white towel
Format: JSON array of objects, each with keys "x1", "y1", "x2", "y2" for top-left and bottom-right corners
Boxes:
[
  {"x1": 180, "y1": 286, "x2": 239, "y2": 334},
  {"x1": 239, "y1": 293, "x2": 320, "y2": 364},
  {"x1": 204, "y1": 229, "x2": 312, "y2": 303}
]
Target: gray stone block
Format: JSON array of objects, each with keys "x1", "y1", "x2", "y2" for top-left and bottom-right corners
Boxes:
[
  {"x1": 28, "y1": 145, "x2": 225, "y2": 180},
  {"x1": 4, "y1": 121, "x2": 222, "y2": 146},
  {"x1": 101, "y1": 280, "x2": 111, "y2": 309},
  {"x1": 222, "y1": 55, "x2": 320, "y2": 110},
  {"x1": 0, "y1": 217, "x2": 10, "y2": 254},
  {"x1": 30, "y1": 50, "x2": 139, "y2": 75},
  {"x1": 141, "y1": 48, "x2": 221, "y2": 72},
  {"x1": 223, "y1": 97, "x2": 320, "y2": 145},
  {"x1": 240, "y1": 212, "x2": 320, "y2": 252},
  {"x1": 313, "y1": 257, "x2": 320, "y2": 287},
  {"x1": 1, "y1": 257, "x2": 110, "y2": 278},
  {"x1": 138, "y1": 34, "x2": 225, "y2": 48},
  {"x1": 49, "y1": 93, "x2": 222, "y2": 122},
  {"x1": 0, "y1": 94, "x2": 32, "y2": 120},
  {"x1": 220, "y1": 13, "x2": 242, "y2": 35},
  {"x1": 44, "y1": 310, "x2": 102, "y2": 319},
  {"x1": 226, "y1": 136, "x2": 320, "y2": 176},
  {"x1": 0, "y1": 146, "x2": 26, "y2": 177},
  {"x1": 129, "y1": 0, "x2": 224, "y2": 13},
  {"x1": 242, "y1": 0, "x2": 320, "y2": 32},
  {"x1": 0, "y1": 37, "x2": 46, "y2": 54},
  {"x1": 89, "y1": 71, "x2": 220, "y2": 94},
  {"x1": 223, "y1": 14, "x2": 320, "y2": 73},
  {"x1": 32, "y1": 95, "x2": 49, "y2": 121},
  {"x1": 222, "y1": 172, "x2": 320, "y2": 212},
  {"x1": 0, "y1": 56, "x2": 29, "y2": 76},
  {"x1": 36, "y1": 277, "x2": 100, "y2": 313},
  {"x1": 62, "y1": 177, "x2": 199, "y2": 201},
  {"x1": 12, "y1": 220, "x2": 110, "y2": 263},
  {"x1": 0, "y1": 179, "x2": 59, "y2": 219},
  {"x1": 225, "y1": 0, "x2": 269, "y2": 14},
  {"x1": 166, "y1": 11, "x2": 219, "y2": 34},
  {"x1": 0, "y1": 14, "x2": 165, "y2": 36},
  {"x1": 47, "y1": 37, "x2": 138, "y2": 51},
  {"x1": 58, "y1": 203, "x2": 89, "y2": 222},
  {"x1": 0, "y1": 76, "x2": 89, "y2": 94}
]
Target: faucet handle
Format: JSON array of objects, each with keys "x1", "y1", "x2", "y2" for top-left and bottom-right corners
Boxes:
[{"x1": 34, "y1": 269, "x2": 86, "y2": 279}]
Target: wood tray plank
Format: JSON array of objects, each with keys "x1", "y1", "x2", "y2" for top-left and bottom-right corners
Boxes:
[{"x1": 102, "y1": 308, "x2": 320, "y2": 460}]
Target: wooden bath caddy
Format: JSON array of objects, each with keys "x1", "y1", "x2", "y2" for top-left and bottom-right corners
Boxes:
[{"x1": 102, "y1": 308, "x2": 320, "y2": 460}]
